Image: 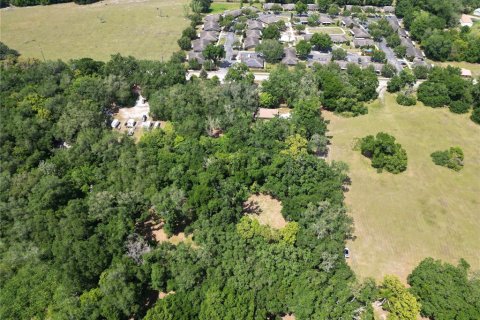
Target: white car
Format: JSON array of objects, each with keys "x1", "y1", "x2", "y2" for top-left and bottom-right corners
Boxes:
[{"x1": 344, "y1": 247, "x2": 350, "y2": 258}]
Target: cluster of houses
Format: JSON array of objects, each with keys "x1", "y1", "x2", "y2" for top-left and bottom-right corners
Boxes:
[{"x1": 186, "y1": 4, "x2": 428, "y2": 73}]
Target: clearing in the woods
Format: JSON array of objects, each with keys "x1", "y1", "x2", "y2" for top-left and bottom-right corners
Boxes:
[
  {"x1": 325, "y1": 93, "x2": 480, "y2": 281},
  {"x1": 244, "y1": 194, "x2": 287, "y2": 230}
]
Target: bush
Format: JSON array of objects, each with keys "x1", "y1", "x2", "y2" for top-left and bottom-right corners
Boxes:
[
  {"x1": 396, "y1": 93, "x2": 417, "y2": 106},
  {"x1": 431, "y1": 147, "x2": 464, "y2": 171},
  {"x1": 448, "y1": 100, "x2": 470, "y2": 114},
  {"x1": 359, "y1": 132, "x2": 408, "y2": 173},
  {"x1": 471, "y1": 108, "x2": 480, "y2": 125},
  {"x1": 417, "y1": 81, "x2": 450, "y2": 107},
  {"x1": 188, "y1": 58, "x2": 201, "y2": 70},
  {"x1": 381, "y1": 64, "x2": 396, "y2": 78},
  {"x1": 177, "y1": 37, "x2": 192, "y2": 51}
]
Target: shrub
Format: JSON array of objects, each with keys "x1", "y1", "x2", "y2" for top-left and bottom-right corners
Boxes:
[
  {"x1": 471, "y1": 108, "x2": 480, "y2": 124},
  {"x1": 431, "y1": 147, "x2": 464, "y2": 171},
  {"x1": 396, "y1": 93, "x2": 417, "y2": 106},
  {"x1": 359, "y1": 132, "x2": 408, "y2": 173},
  {"x1": 448, "y1": 100, "x2": 470, "y2": 114},
  {"x1": 188, "y1": 58, "x2": 201, "y2": 70},
  {"x1": 417, "y1": 81, "x2": 450, "y2": 107}
]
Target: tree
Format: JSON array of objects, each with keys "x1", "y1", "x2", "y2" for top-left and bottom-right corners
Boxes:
[
  {"x1": 408, "y1": 258, "x2": 480, "y2": 319},
  {"x1": 381, "y1": 64, "x2": 396, "y2": 78},
  {"x1": 379, "y1": 275, "x2": 421, "y2": 320},
  {"x1": 417, "y1": 82, "x2": 450, "y2": 107},
  {"x1": 431, "y1": 147, "x2": 464, "y2": 171},
  {"x1": 359, "y1": 132, "x2": 408, "y2": 173},
  {"x1": 310, "y1": 33, "x2": 332, "y2": 52},
  {"x1": 259, "y1": 91, "x2": 278, "y2": 108},
  {"x1": 327, "y1": 4, "x2": 340, "y2": 16},
  {"x1": 262, "y1": 24, "x2": 281, "y2": 40},
  {"x1": 371, "y1": 49, "x2": 386, "y2": 63},
  {"x1": 332, "y1": 48, "x2": 347, "y2": 60},
  {"x1": 295, "y1": 1, "x2": 307, "y2": 15},
  {"x1": 393, "y1": 45, "x2": 407, "y2": 58},
  {"x1": 182, "y1": 26, "x2": 197, "y2": 39},
  {"x1": 202, "y1": 44, "x2": 225, "y2": 66},
  {"x1": 294, "y1": 24, "x2": 306, "y2": 34},
  {"x1": 225, "y1": 62, "x2": 254, "y2": 84},
  {"x1": 177, "y1": 37, "x2": 192, "y2": 50},
  {"x1": 255, "y1": 39, "x2": 284, "y2": 63},
  {"x1": 422, "y1": 32, "x2": 453, "y2": 62},
  {"x1": 296, "y1": 40, "x2": 311, "y2": 60}
]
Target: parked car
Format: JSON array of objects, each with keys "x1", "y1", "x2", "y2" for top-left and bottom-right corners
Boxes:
[
  {"x1": 111, "y1": 119, "x2": 120, "y2": 129},
  {"x1": 344, "y1": 247, "x2": 350, "y2": 258}
]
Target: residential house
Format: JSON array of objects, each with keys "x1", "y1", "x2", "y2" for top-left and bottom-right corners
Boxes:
[
  {"x1": 383, "y1": 6, "x2": 395, "y2": 14},
  {"x1": 474, "y1": 8, "x2": 480, "y2": 16},
  {"x1": 307, "y1": 4, "x2": 319, "y2": 11},
  {"x1": 258, "y1": 14, "x2": 283, "y2": 25},
  {"x1": 353, "y1": 38, "x2": 375, "y2": 48},
  {"x1": 330, "y1": 34, "x2": 348, "y2": 43},
  {"x1": 256, "y1": 108, "x2": 279, "y2": 119},
  {"x1": 386, "y1": 16, "x2": 400, "y2": 32},
  {"x1": 246, "y1": 29, "x2": 262, "y2": 39},
  {"x1": 282, "y1": 3, "x2": 295, "y2": 11},
  {"x1": 341, "y1": 16, "x2": 355, "y2": 28},
  {"x1": 319, "y1": 14, "x2": 334, "y2": 25},
  {"x1": 204, "y1": 21, "x2": 221, "y2": 32},
  {"x1": 224, "y1": 9, "x2": 243, "y2": 18},
  {"x1": 282, "y1": 47, "x2": 298, "y2": 65},
  {"x1": 204, "y1": 14, "x2": 220, "y2": 23},
  {"x1": 401, "y1": 37, "x2": 423, "y2": 60},
  {"x1": 244, "y1": 36, "x2": 260, "y2": 50},
  {"x1": 263, "y1": 3, "x2": 275, "y2": 11},
  {"x1": 309, "y1": 52, "x2": 332, "y2": 65},
  {"x1": 460, "y1": 14, "x2": 473, "y2": 27},
  {"x1": 192, "y1": 39, "x2": 213, "y2": 52},
  {"x1": 351, "y1": 27, "x2": 371, "y2": 39},
  {"x1": 199, "y1": 31, "x2": 219, "y2": 42},
  {"x1": 239, "y1": 52, "x2": 265, "y2": 68},
  {"x1": 247, "y1": 20, "x2": 263, "y2": 30},
  {"x1": 188, "y1": 51, "x2": 205, "y2": 64}
]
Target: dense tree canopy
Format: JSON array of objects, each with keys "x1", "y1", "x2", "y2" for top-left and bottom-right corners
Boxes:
[
  {"x1": 359, "y1": 132, "x2": 408, "y2": 173},
  {"x1": 0, "y1": 44, "x2": 375, "y2": 319}
]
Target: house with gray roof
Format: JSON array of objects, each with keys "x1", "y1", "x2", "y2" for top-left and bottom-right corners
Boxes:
[
  {"x1": 383, "y1": 6, "x2": 395, "y2": 14},
  {"x1": 353, "y1": 38, "x2": 375, "y2": 48},
  {"x1": 368, "y1": 62, "x2": 384, "y2": 74},
  {"x1": 282, "y1": 3, "x2": 295, "y2": 11},
  {"x1": 204, "y1": 14, "x2": 220, "y2": 23},
  {"x1": 200, "y1": 31, "x2": 219, "y2": 42},
  {"x1": 310, "y1": 52, "x2": 332, "y2": 65},
  {"x1": 247, "y1": 20, "x2": 263, "y2": 30},
  {"x1": 244, "y1": 36, "x2": 260, "y2": 50},
  {"x1": 386, "y1": 16, "x2": 400, "y2": 32},
  {"x1": 330, "y1": 34, "x2": 348, "y2": 43},
  {"x1": 246, "y1": 29, "x2": 262, "y2": 39},
  {"x1": 224, "y1": 9, "x2": 243, "y2": 18},
  {"x1": 258, "y1": 14, "x2": 283, "y2": 25},
  {"x1": 204, "y1": 21, "x2": 221, "y2": 32},
  {"x1": 401, "y1": 37, "x2": 424, "y2": 60},
  {"x1": 398, "y1": 28, "x2": 408, "y2": 38},
  {"x1": 192, "y1": 39, "x2": 213, "y2": 52},
  {"x1": 351, "y1": 27, "x2": 371, "y2": 39},
  {"x1": 282, "y1": 47, "x2": 298, "y2": 65},
  {"x1": 307, "y1": 4, "x2": 319, "y2": 11},
  {"x1": 187, "y1": 51, "x2": 205, "y2": 64},
  {"x1": 341, "y1": 16, "x2": 355, "y2": 28},
  {"x1": 319, "y1": 14, "x2": 334, "y2": 25},
  {"x1": 238, "y1": 52, "x2": 265, "y2": 69}
]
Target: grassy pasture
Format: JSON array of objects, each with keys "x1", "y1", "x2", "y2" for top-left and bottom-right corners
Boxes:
[
  {"x1": 324, "y1": 94, "x2": 480, "y2": 281},
  {"x1": 0, "y1": 0, "x2": 189, "y2": 61}
]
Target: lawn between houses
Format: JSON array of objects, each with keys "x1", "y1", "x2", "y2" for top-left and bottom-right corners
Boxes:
[
  {"x1": 0, "y1": 0, "x2": 189, "y2": 61},
  {"x1": 325, "y1": 93, "x2": 480, "y2": 282}
]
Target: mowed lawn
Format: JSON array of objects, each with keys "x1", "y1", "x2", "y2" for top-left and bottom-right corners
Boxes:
[
  {"x1": 0, "y1": 0, "x2": 189, "y2": 61},
  {"x1": 324, "y1": 94, "x2": 480, "y2": 281}
]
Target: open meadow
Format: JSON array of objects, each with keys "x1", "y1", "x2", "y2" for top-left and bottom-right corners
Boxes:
[
  {"x1": 325, "y1": 94, "x2": 480, "y2": 281},
  {"x1": 0, "y1": 0, "x2": 189, "y2": 61}
]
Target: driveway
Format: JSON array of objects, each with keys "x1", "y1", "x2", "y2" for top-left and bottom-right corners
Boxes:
[{"x1": 377, "y1": 39, "x2": 403, "y2": 72}]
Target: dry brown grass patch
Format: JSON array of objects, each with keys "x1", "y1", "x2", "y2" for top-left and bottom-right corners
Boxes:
[{"x1": 244, "y1": 194, "x2": 287, "y2": 230}]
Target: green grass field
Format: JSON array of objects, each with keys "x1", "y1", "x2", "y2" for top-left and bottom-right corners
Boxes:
[
  {"x1": 325, "y1": 94, "x2": 480, "y2": 281},
  {"x1": 0, "y1": 0, "x2": 189, "y2": 61},
  {"x1": 432, "y1": 61, "x2": 480, "y2": 78},
  {"x1": 209, "y1": 2, "x2": 240, "y2": 14}
]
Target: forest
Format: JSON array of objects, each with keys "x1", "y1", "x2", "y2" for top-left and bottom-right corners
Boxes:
[{"x1": 0, "y1": 9, "x2": 479, "y2": 317}]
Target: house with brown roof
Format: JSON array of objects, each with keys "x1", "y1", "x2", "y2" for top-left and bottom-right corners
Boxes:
[
  {"x1": 282, "y1": 3, "x2": 295, "y2": 11},
  {"x1": 204, "y1": 21, "x2": 221, "y2": 32},
  {"x1": 192, "y1": 39, "x2": 213, "y2": 52},
  {"x1": 282, "y1": 47, "x2": 298, "y2": 66},
  {"x1": 307, "y1": 4, "x2": 319, "y2": 11},
  {"x1": 187, "y1": 51, "x2": 205, "y2": 64},
  {"x1": 319, "y1": 14, "x2": 334, "y2": 25}
]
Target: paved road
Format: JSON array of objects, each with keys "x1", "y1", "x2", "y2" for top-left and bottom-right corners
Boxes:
[
  {"x1": 223, "y1": 32, "x2": 235, "y2": 63},
  {"x1": 377, "y1": 40, "x2": 403, "y2": 73}
]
